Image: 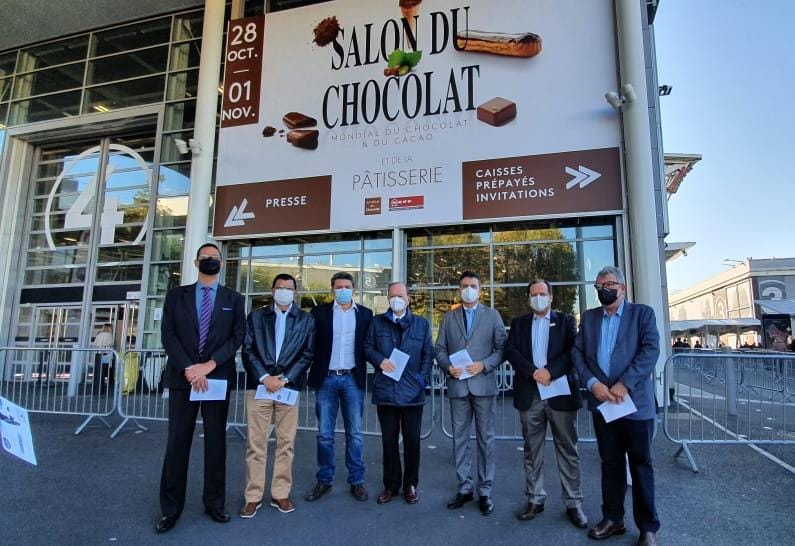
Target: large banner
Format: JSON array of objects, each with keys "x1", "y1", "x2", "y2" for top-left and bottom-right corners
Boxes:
[{"x1": 215, "y1": 0, "x2": 622, "y2": 237}]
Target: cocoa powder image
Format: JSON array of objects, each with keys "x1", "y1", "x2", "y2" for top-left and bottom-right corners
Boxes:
[{"x1": 313, "y1": 17, "x2": 341, "y2": 47}]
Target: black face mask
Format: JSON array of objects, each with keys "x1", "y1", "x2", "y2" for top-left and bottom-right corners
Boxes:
[
  {"x1": 597, "y1": 287, "x2": 619, "y2": 306},
  {"x1": 198, "y1": 258, "x2": 221, "y2": 275}
]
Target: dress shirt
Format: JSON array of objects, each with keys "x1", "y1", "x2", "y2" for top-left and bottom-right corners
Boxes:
[
  {"x1": 330, "y1": 301, "x2": 357, "y2": 370},
  {"x1": 463, "y1": 303, "x2": 478, "y2": 336},
  {"x1": 195, "y1": 280, "x2": 218, "y2": 322},
  {"x1": 587, "y1": 301, "x2": 625, "y2": 389},
  {"x1": 274, "y1": 303, "x2": 292, "y2": 363},
  {"x1": 531, "y1": 310, "x2": 551, "y2": 368}
]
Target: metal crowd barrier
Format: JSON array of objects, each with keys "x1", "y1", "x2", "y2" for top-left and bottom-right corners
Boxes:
[
  {"x1": 663, "y1": 351, "x2": 795, "y2": 472},
  {"x1": 0, "y1": 346, "x2": 120, "y2": 435},
  {"x1": 438, "y1": 361, "x2": 597, "y2": 443}
]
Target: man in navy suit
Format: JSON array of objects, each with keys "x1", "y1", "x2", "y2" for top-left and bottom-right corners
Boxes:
[
  {"x1": 304, "y1": 272, "x2": 373, "y2": 503},
  {"x1": 156, "y1": 243, "x2": 245, "y2": 533},
  {"x1": 572, "y1": 266, "x2": 660, "y2": 546}
]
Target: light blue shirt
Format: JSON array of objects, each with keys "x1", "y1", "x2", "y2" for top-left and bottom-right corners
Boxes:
[
  {"x1": 274, "y1": 304, "x2": 291, "y2": 363},
  {"x1": 195, "y1": 281, "x2": 218, "y2": 322},
  {"x1": 531, "y1": 311, "x2": 551, "y2": 368},
  {"x1": 588, "y1": 301, "x2": 625, "y2": 389},
  {"x1": 464, "y1": 304, "x2": 478, "y2": 337}
]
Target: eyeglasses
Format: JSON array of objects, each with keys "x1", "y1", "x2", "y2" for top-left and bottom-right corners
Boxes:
[{"x1": 594, "y1": 281, "x2": 622, "y2": 290}]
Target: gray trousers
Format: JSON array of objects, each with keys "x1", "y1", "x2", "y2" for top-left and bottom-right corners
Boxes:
[
  {"x1": 518, "y1": 398, "x2": 583, "y2": 508},
  {"x1": 450, "y1": 394, "x2": 495, "y2": 497}
]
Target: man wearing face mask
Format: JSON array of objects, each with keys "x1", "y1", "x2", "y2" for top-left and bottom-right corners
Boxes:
[
  {"x1": 240, "y1": 273, "x2": 315, "y2": 518},
  {"x1": 304, "y1": 272, "x2": 373, "y2": 503},
  {"x1": 364, "y1": 282, "x2": 433, "y2": 505},
  {"x1": 157, "y1": 243, "x2": 245, "y2": 533},
  {"x1": 504, "y1": 279, "x2": 586, "y2": 527},
  {"x1": 572, "y1": 266, "x2": 660, "y2": 546},
  {"x1": 435, "y1": 271, "x2": 507, "y2": 516}
]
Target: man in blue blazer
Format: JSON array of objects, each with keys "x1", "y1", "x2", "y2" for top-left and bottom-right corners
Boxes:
[
  {"x1": 572, "y1": 266, "x2": 660, "y2": 546},
  {"x1": 304, "y1": 272, "x2": 373, "y2": 503}
]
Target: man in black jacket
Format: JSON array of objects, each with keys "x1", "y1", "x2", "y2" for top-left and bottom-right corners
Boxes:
[
  {"x1": 504, "y1": 279, "x2": 587, "y2": 528},
  {"x1": 157, "y1": 243, "x2": 245, "y2": 533},
  {"x1": 304, "y1": 272, "x2": 373, "y2": 503},
  {"x1": 240, "y1": 273, "x2": 315, "y2": 519}
]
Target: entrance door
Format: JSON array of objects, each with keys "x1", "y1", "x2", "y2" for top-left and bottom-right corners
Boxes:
[
  {"x1": 28, "y1": 305, "x2": 82, "y2": 383},
  {"x1": 90, "y1": 302, "x2": 138, "y2": 354}
]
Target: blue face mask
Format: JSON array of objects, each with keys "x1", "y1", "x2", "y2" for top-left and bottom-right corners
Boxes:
[{"x1": 334, "y1": 287, "x2": 353, "y2": 304}]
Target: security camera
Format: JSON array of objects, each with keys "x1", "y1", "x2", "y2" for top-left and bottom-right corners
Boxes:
[
  {"x1": 604, "y1": 91, "x2": 623, "y2": 109},
  {"x1": 174, "y1": 138, "x2": 189, "y2": 155},
  {"x1": 620, "y1": 83, "x2": 636, "y2": 103}
]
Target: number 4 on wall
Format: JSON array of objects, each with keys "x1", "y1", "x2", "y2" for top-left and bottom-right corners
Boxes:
[{"x1": 63, "y1": 165, "x2": 124, "y2": 244}]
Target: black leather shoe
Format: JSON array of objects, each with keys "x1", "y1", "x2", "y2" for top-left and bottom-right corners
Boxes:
[
  {"x1": 446, "y1": 492, "x2": 474, "y2": 510},
  {"x1": 566, "y1": 506, "x2": 588, "y2": 528},
  {"x1": 588, "y1": 519, "x2": 626, "y2": 540},
  {"x1": 304, "y1": 482, "x2": 332, "y2": 502},
  {"x1": 155, "y1": 514, "x2": 178, "y2": 533},
  {"x1": 204, "y1": 508, "x2": 231, "y2": 523},
  {"x1": 350, "y1": 484, "x2": 369, "y2": 501},
  {"x1": 478, "y1": 496, "x2": 494, "y2": 515},
  {"x1": 637, "y1": 531, "x2": 657, "y2": 546},
  {"x1": 403, "y1": 485, "x2": 419, "y2": 504},
  {"x1": 517, "y1": 502, "x2": 544, "y2": 521}
]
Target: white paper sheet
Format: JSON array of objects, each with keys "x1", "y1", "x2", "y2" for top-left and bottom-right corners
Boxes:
[
  {"x1": 255, "y1": 385, "x2": 299, "y2": 406},
  {"x1": 597, "y1": 395, "x2": 638, "y2": 423},
  {"x1": 383, "y1": 348, "x2": 409, "y2": 382},
  {"x1": 189, "y1": 379, "x2": 228, "y2": 401},
  {"x1": 449, "y1": 348, "x2": 474, "y2": 380},
  {"x1": 0, "y1": 396, "x2": 37, "y2": 466},
  {"x1": 537, "y1": 376, "x2": 571, "y2": 400}
]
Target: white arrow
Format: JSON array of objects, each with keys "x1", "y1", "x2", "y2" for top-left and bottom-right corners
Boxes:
[
  {"x1": 224, "y1": 197, "x2": 255, "y2": 227},
  {"x1": 565, "y1": 165, "x2": 602, "y2": 190}
]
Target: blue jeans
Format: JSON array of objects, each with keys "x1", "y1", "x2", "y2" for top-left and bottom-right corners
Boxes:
[{"x1": 316, "y1": 373, "x2": 365, "y2": 485}]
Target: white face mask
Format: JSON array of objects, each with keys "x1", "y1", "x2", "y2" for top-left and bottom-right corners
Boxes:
[
  {"x1": 389, "y1": 296, "x2": 407, "y2": 314},
  {"x1": 273, "y1": 288, "x2": 294, "y2": 306},
  {"x1": 529, "y1": 294, "x2": 550, "y2": 313},
  {"x1": 460, "y1": 286, "x2": 479, "y2": 304}
]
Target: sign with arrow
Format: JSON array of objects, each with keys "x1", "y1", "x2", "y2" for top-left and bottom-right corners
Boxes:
[
  {"x1": 565, "y1": 165, "x2": 602, "y2": 190},
  {"x1": 224, "y1": 198, "x2": 256, "y2": 227}
]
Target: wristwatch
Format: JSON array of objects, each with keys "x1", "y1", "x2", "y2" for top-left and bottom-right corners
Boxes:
[{"x1": 281, "y1": 375, "x2": 290, "y2": 385}]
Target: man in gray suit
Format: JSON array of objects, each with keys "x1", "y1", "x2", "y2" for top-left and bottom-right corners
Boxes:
[
  {"x1": 435, "y1": 271, "x2": 507, "y2": 515},
  {"x1": 572, "y1": 266, "x2": 660, "y2": 546}
]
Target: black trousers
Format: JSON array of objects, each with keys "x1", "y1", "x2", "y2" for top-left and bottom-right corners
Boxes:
[
  {"x1": 592, "y1": 413, "x2": 660, "y2": 533},
  {"x1": 91, "y1": 353, "x2": 115, "y2": 395},
  {"x1": 159, "y1": 388, "x2": 230, "y2": 517},
  {"x1": 376, "y1": 404, "x2": 423, "y2": 492}
]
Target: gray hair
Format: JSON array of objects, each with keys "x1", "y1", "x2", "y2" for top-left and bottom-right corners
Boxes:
[{"x1": 596, "y1": 266, "x2": 625, "y2": 284}]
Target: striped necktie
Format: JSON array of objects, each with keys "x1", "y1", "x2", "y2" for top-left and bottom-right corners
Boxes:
[{"x1": 198, "y1": 286, "x2": 212, "y2": 354}]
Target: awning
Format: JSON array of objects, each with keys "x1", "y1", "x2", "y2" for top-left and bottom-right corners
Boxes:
[
  {"x1": 755, "y1": 299, "x2": 795, "y2": 316},
  {"x1": 670, "y1": 318, "x2": 760, "y2": 333}
]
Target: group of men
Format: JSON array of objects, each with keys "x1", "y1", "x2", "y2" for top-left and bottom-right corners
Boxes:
[{"x1": 155, "y1": 243, "x2": 661, "y2": 546}]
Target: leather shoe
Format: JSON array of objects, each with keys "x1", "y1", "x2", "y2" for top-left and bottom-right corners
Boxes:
[
  {"x1": 350, "y1": 484, "x2": 369, "y2": 501},
  {"x1": 637, "y1": 531, "x2": 657, "y2": 546},
  {"x1": 446, "y1": 492, "x2": 474, "y2": 510},
  {"x1": 376, "y1": 489, "x2": 397, "y2": 504},
  {"x1": 588, "y1": 519, "x2": 627, "y2": 540},
  {"x1": 155, "y1": 514, "x2": 178, "y2": 533},
  {"x1": 403, "y1": 485, "x2": 419, "y2": 504},
  {"x1": 478, "y1": 496, "x2": 494, "y2": 515},
  {"x1": 204, "y1": 507, "x2": 230, "y2": 523},
  {"x1": 239, "y1": 501, "x2": 262, "y2": 519},
  {"x1": 270, "y1": 498, "x2": 295, "y2": 513},
  {"x1": 517, "y1": 502, "x2": 544, "y2": 521},
  {"x1": 566, "y1": 506, "x2": 588, "y2": 528},
  {"x1": 304, "y1": 482, "x2": 332, "y2": 502}
]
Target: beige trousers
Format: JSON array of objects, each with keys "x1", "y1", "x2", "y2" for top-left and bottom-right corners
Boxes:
[{"x1": 244, "y1": 390, "x2": 299, "y2": 502}]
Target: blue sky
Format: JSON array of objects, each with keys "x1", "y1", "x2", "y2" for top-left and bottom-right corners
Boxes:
[{"x1": 654, "y1": 1, "x2": 795, "y2": 292}]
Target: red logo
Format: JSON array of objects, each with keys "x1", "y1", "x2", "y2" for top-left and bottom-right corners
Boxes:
[{"x1": 389, "y1": 195, "x2": 424, "y2": 211}]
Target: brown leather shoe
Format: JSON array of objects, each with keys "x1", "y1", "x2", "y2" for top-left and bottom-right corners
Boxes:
[
  {"x1": 588, "y1": 519, "x2": 627, "y2": 540},
  {"x1": 239, "y1": 501, "x2": 262, "y2": 519},
  {"x1": 637, "y1": 531, "x2": 657, "y2": 546},
  {"x1": 350, "y1": 484, "x2": 369, "y2": 501},
  {"x1": 517, "y1": 502, "x2": 544, "y2": 521},
  {"x1": 566, "y1": 506, "x2": 588, "y2": 528},
  {"x1": 270, "y1": 498, "x2": 295, "y2": 513},
  {"x1": 304, "y1": 482, "x2": 332, "y2": 502},
  {"x1": 403, "y1": 485, "x2": 419, "y2": 504},
  {"x1": 376, "y1": 489, "x2": 397, "y2": 504}
]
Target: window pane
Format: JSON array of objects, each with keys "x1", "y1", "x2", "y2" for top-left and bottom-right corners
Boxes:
[
  {"x1": 304, "y1": 239, "x2": 361, "y2": 253},
  {"x1": 224, "y1": 260, "x2": 248, "y2": 293},
  {"x1": 39, "y1": 141, "x2": 101, "y2": 164},
  {"x1": 12, "y1": 63, "x2": 85, "y2": 99},
  {"x1": 250, "y1": 243, "x2": 300, "y2": 258},
  {"x1": 0, "y1": 51, "x2": 17, "y2": 75},
  {"x1": 106, "y1": 168, "x2": 150, "y2": 191},
  {"x1": 580, "y1": 225, "x2": 613, "y2": 238},
  {"x1": 364, "y1": 233, "x2": 393, "y2": 250},
  {"x1": 96, "y1": 264, "x2": 143, "y2": 282},
  {"x1": 363, "y1": 252, "x2": 392, "y2": 289},
  {"x1": 160, "y1": 131, "x2": 193, "y2": 162},
  {"x1": 0, "y1": 103, "x2": 7, "y2": 128},
  {"x1": 25, "y1": 267, "x2": 86, "y2": 285},
  {"x1": 29, "y1": 231, "x2": 89, "y2": 249},
  {"x1": 172, "y1": 12, "x2": 204, "y2": 42},
  {"x1": 143, "y1": 297, "x2": 165, "y2": 331},
  {"x1": 97, "y1": 245, "x2": 146, "y2": 263},
  {"x1": 493, "y1": 285, "x2": 579, "y2": 326},
  {"x1": 92, "y1": 18, "x2": 171, "y2": 56},
  {"x1": 148, "y1": 263, "x2": 181, "y2": 295},
  {"x1": 151, "y1": 230, "x2": 184, "y2": 261},
  {"x1": 164, "y1": 99, "x2": 196, "y2": 131},
  {"x1": 9, "y1": 90, "x2": 81, "y2": 125},
  {"x1": 157, "y1": 163, "x2": 191, "y2": 195},
  {"x1": 169, "y1": 41, "x2": 202, "y2": 71},
  {"x1": 250, "y1": 257, "x2": 301, "y2": 292},
  {"x1": 581, "y1": 240, "x2": 616, "y2": 281},
  {"x1": 154, "y1": 196, "x2": 189, "y2": 228},
  {"x1": 166, "y1": 69, "x2": 199, "y2": 101},
  {"x1": 407, "y1": 226, "x2": 490, "y2": 247},
  {"x1": 104, "y1": 188, "x2": 149, "y2": 208},
  {"x1": 1, "y1": 76, "x2": 12, "y2": 102},
  {"x1": 407, "y1": 246, "x2": 490, "y2": 287},
  {"x1": 26, "y1": 248, "x2": 88, "y2": 267},
  {"x1": 17, "y1": 36, "x2": 89, "y2": 70},
  {"x1": 409, "y1": 289, "x2": 458, "y2": 332},
  {"x1": 87, "y1": 46, "x2": 168, "y2": 85},
  {"x1": 84, "y1": 75, "x2": 165, "y2": 113},
  {"x1": 492, "y1": 242, "x2": 579, "y2": 284},
  {"x1": 493, "y1": 225, "x2": 575, "y2": 243}
]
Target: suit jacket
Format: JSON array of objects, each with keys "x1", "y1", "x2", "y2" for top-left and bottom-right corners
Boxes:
[
  {"x1": 572, "y1": 301, "x2": 660, "y2": 420},
  {"x1": 161, "y1": 283, "x2": 246, "y2": 390},
  {"x1": 242, "y1": 304, "x2": 316, "y2": 390},
  {"x1": 505, "y1": 310, "x2": 581, "y2": 412},
  {"x1": 435, "y1": 304, "x2": 507, "y2": 398},
  {"x1": 308, "y1": 302, "x2": 373, "y2": 390}
]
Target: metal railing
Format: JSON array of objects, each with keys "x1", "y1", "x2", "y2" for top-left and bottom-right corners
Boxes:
[
  {"x1": 0, "y1": 346, "x2": 120, "y2": 434},
  {"x1": 663, "y1": 351, "x2": 795, "y2": 472}
]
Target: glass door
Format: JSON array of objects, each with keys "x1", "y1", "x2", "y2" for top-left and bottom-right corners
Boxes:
[{"x1": 30, "y1": 305, "x2": 82, "y2": 383}]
